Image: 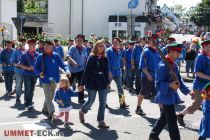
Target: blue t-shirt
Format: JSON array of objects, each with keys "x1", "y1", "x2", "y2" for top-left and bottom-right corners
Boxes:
[
  {"x1": 67, "y1": 45, "x2": 87, "y2": 73},
  {"x1": 193, "y1": 54, "x2": 210, "y2": 91},
  {"x1": 0, "y1": 49, "x2": 15, "y2": 71},
  {"x1": 11, "y1": 49, "x2": 25, "y2": 74}
]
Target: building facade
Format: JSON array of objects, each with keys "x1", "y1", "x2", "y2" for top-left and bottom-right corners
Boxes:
[
  {"x1": 0, "y1": 0, "x2": 17, "y2": 40},
  {"x1": 47, "y1": 0, "x2": 158, "y2": 39}
]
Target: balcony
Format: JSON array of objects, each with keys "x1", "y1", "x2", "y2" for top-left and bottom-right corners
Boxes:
[{"x1": 17, "y1": 13, "x2": 48, "y2": 22}]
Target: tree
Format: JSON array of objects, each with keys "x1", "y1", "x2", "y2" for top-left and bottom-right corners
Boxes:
[
  {"x1": 17, "y1": 0, "x2": 24, "y2": 12},
  {"x1": 170, "y1": 4, "x2": 187, "y2": 18},
  {"x1": 190, "y1": 0, "x2": 210, "y2": 31}
]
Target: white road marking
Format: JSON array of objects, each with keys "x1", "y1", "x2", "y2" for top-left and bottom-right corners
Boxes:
[{"x1": 0, "y1": 120, "x2": 40, "y2": 126}]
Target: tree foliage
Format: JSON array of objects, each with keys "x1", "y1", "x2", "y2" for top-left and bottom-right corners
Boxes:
[
  {"x1": 170, "y1": 4, "x2": 187, "y2": 18},
  {"x1": 190, "y1": 0, "x2": 210, "y2": 29},
  {"x1": 17, "y1": 0, "x2": 24, "y2": 12}
]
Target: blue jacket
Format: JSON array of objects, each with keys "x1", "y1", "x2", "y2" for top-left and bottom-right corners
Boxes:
[
  {"x1": 11, "y1": 49, "x2": 25, "y2": 74},
  {"x1": 20, "y1": 51, "x2": 39, "y2": 77},
  {"x1": 139, "y1": 47, "x2": 160, "y2": 78},
  {"x1": 106, "y1": 47, "x2": 122, "y2": 77},
  {"x1": 81, "y1": 55, "x2": 109, "y2": 90},
  {"x1": 35, "y1": 52, "x2": 69, "y2": 83},
  {"x1": 0, "y1": 49, "x2": 15, "y2": 71},
  {"x1": 199, "y1": 99, "x2": 210, "y2": 138},
  {"x1": 125, "y1": 48, "x2": 133, "y2": 68},
  {"x1": 67, "y1": 45, "x2": 87, "y2": 73},
  {"x1": 193, "y1": 54, "x2": 210, "y2": 91},
  {"x1": 132, "y1": 45, "x2": 143, "y2": 67},
  {"x1": 54, "y1": 88, "x2": 78, "y2": 108},
  {"x1": 53, "y1": 46, "x2": 64, "y2": 59},
  {"x1": 155, "y1": 61, "x2": 190, "y2": 105}
]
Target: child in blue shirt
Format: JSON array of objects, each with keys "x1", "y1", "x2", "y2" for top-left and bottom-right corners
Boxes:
[
  {"x1": 199, "y1": 83, "x2": 210, "y2": 140},
  {"x1": 53, "y1": 76, "x2": 80, "y2": 128}
]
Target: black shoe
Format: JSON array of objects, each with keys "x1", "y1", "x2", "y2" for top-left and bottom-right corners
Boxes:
[
  {"x1": 16, "y1": 98, "x2": 21, "y2": 103},
  {"x1": 176, "y1": 113, "x2": 185, "y2": 126},
  {"x1": 120, "y1": 103, "x2": 129, "y2": 109},
  {"x1": 64, "y1": 123, "x2": 70, "y2": 128},
  {"x1": 27, "y1": 106, "x2": 35, "y2": 112},
  {"x1": 148, "y1": 135, "x2": 160, "y2": 140},
  {"x1": 136, "y1": 108, "x2": 146, "y2": 116},
  {"x1": 105, "y1": 104, "x2": 109, "y2": 108},
  {"x1": 42, "y1": 110, "x2": 49, "y2": 117},
  {"x1": 78, "y1": 99, "x2": 85, "y2": 104}
]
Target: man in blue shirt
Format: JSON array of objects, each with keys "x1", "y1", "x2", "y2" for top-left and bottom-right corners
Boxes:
[
  {"x1": 19, "y1": 39, "x2": 39, "y2": 111},
  {"x1": 106, "y1": 37, "x2": 129, "y2": 108},
  {"x1": 131, "y1": 39, "x2": 145, "y2": 94},
  {"x1": 125, "y1": 40, "x2": 135, "y2": 93},
  {"x1": 177, "y1": 39, "x2": 210, "y2": 126},
  {"x1": 0, "y1": 40, "x2": 15, "y2": 94},
  {"x1": 11, "y1": 42, "x2": 25, "y2": 102},
  {"x1": 148, "y1": 43, "x2": 191, "y2": 140},
  {"x1": 67, "y1": 34, "x2": 87, "y2": 103},
  {"x1": 35, "y1": 40, "x2": 70, "y2": 120},
  {"x1": 53, "y1": 39, "x2": 64, "y2": 60},
  {"x1": 136, "y1": 37, "x2": 160, "y2": 115}
]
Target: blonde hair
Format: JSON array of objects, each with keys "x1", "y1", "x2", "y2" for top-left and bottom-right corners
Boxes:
[
  {"x1": 58, "y1": 75, "x2": 70, "y2": 89},
  {"x1": 90, "y1": 40, "x2": 106, "y2": 57}
]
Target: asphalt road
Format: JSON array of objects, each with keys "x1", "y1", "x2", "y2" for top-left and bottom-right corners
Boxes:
[{"x1": 0, "y1": 71, "x2": 206, "y2": 140}]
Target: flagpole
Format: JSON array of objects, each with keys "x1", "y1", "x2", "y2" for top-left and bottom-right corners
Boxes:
[{"x1": 117, "y1": 0, "x2": 119, "y2": 37}]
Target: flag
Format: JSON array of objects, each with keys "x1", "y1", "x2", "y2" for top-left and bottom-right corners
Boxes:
[{"x1": 128, "y1": 0, "x2": 139, "y2": 9}]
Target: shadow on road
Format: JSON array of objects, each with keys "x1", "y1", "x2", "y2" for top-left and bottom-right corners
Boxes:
[
  {"x1": 0, "y1": 93, "x2": 16, "y2": 101},
  {"x1": 81, "y1": 122, "x2": 118, "y2": 140},
  {"x1": 17, "y1": 109, "x2": 42, "y2": 118},
  {"x1": 106, "y1": 107, "x2": 131, "y2": 117},
  {"x1": 10, "y1": 102, "x2": 26, "y2": 111}
]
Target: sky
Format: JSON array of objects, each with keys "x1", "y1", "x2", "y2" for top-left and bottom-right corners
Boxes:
[{"x1": 157, "y1": 0, "x2": 202, "y2": 9}]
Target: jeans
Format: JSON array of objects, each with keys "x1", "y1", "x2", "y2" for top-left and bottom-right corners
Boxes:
[
  {"x1": 81, "y1": 89, "x2": 107, "y2": 122},
  {"x1": 186, "y1": 60, "x2": 195, "y2": 73},
  {"x1": 126, "y1": 67, "x2": 134, "y2": 89},
  {"x1": 112, "y1": 75, "x2": 124, "y2": 103},
  {"x1": 24, "y1": 76, "x2": 37, "y2": 108},
  {"x1": 150, "y1": 105, "x2": 180, "y2": 140},
  {"x1": 42, "y1": 82, "x2": 57, "y2": 114},
  {"x1": 15, "y1": 73, "x2": 24, "y2": 99},
  {"x1": 4, "y1": 71, "x2": 14, "y2": 93}
]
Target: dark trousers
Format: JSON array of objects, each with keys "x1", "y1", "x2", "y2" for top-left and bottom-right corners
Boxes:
[
  {"x1": 135, "y1": 68, "x2": 141, "y2": 93},
  {"x1": 24, "y1": 76, "x2": 37, "y2": 108},
  {"x1": 68, "y1": 71, "x2": 84, "y2": 101},
  {"x1": 4, "y1": 71, "x2": 14, "y2": 93},
  {"x1": 150, "y1": 105, "x2": 180, "y2": 140}
]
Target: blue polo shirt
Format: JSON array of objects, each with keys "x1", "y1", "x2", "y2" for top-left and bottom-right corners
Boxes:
[
  {"x1": 125, "y1": 48, "x2": 133, "y2": 68},
  {"x1": 139, "y1": 47, "x2": 160, "y2": 78},
  {"x1": 0, "y1": 48, "x2": 15, "y2": 71},
  {"x1": 53, "y1": 45, "x2": 64, "y2": 59},
  {"x1": 35, "y1": 52, "x2": 69, "y2": 83},
  {"x1": 20, "y1": 51, "x2": 39, "y2": 77},
  {"x1": 193, "y1": 54, "x2": 210, "y2": 91},
  {"x1": 106, "y1": 47, "x2": 122, "y2": 77},
  {"x1": 67, "y1": 45, "x2": 87, "y2": 73},
  {"x1": 11, "y1": 49, "x2": 25, "y2": 74},
  {"x1": 132, "y1": 45, "x2": 143, "y2": 67}
]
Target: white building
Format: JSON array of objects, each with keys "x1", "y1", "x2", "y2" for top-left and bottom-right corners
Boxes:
[
  {"x1": 48, "y1": 0, "x2": 158, "y2": 39},
  {"x1": 0, "y1": 0, "x2": 17, "y2": 40}
]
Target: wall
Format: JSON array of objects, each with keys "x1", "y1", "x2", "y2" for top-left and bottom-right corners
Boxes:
[
  {"x1": 48, "y1": 0, "x2": 151, "y2": 39},
  {"x1": 0, "y1": 0, "x2": 17, "y2": 39},
  {"x1": 48, "y1": 0, "x2": 70, "y2": 37}
]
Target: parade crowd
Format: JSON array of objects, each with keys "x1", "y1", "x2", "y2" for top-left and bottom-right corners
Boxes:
[{"x1": 0, "y1": 33, "x2": 210, "y2": 140}]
